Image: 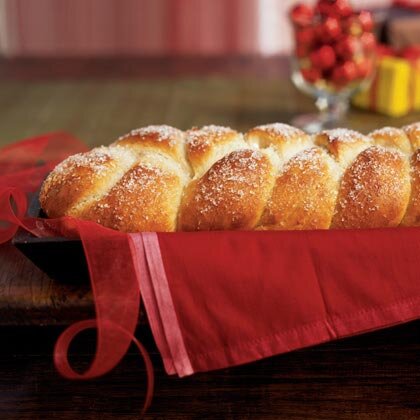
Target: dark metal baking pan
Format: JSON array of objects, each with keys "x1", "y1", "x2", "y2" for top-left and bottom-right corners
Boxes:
[{"x1": 12, "y1": 193, "x2": 89, "y2": 283}]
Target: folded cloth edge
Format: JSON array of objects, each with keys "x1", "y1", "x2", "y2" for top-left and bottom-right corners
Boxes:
[{"x1": 130, "y1": 232, "x2": 194, "y2": 377}]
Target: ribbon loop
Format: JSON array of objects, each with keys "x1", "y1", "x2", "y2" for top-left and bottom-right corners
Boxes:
[{"x1": 54, "y1": 319, "x2": 154, "y2": 416}]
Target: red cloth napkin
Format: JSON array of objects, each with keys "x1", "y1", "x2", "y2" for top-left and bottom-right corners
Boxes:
[
  {"x1": 131, "y1": 231, "x2": 420, "y2": 377},
  {"x1": 1, "y1": 133, "x2": 420, "y2": 408}
]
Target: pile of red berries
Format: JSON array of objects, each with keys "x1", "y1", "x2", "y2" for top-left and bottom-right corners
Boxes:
[{"x1": 290, "y1": 0, "x2": 376, "y2": 90}]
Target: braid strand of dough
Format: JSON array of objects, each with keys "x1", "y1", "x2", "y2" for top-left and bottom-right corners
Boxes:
[{"x1": 40, "y1": 122, "x2": 420, "y2": 232}]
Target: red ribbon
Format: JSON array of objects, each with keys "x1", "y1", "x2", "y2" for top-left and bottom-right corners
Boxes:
[
  {"x1": 54, "y1": 319, "x2": 154, "y2": 416},
  {"x1": 0, "y1": 187, "x2": 27, "y2": 243},
  {"x1": 0, "y1": 133, "x2": 154, "y2": 416}
]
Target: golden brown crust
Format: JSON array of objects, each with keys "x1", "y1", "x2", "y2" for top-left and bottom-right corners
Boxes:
[
  {"x1": 112, "y1": 125, "x2": 190, "y2": 174},
  {"x1": 259, "y1": 148, "x2": 338, "y2": 230},
  {"x1": 81, "y1": 158, "x2": 184, "y2": 232},
  {"x1": 40, "y1": 122, "x2": 420, "y2": 232},
  {"x1": 403, "y1": 122, "x2": 420, "y2": 150},
  {"x1": 40, "y1": 146, "x2": 136, "y2": 218},
  {"x1": 315, "y1": 128, "x2": 371, "y2": 166},
  {"x1": 401, "y1": 149, "x2": 420, "y2": 226},
  {"x1": 179, "y1": 149, "x2": 276, "y2": 231},
  {"x1": 245, "y1": 123, "x2": 311, "y2": 159},
  {"x1": 368, "y1": 127, "x2": 412, "y2": 154},
  {"x1": 331, "y1": 146, "x2": 410, "y2": 229},
  {"x1": 186, "y1": 125, "x2": 245, "y2": 177}
]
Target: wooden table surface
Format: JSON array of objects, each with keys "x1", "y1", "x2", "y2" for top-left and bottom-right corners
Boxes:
[{"x1": 0, "y1": 57, "x2": 419, "y2": 419}]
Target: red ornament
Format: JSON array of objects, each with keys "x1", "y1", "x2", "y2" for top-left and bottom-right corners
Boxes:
[
  {"x1": 356, "y1": 58, "x2": 374, "y2": 79},
  {"x1": 360, "y1": 32, "x2": 376, "y2": 52},
  {"x1": 376, "y1": 44, "x2": 395, "y2": 57},
  {"x1": 310, "y1": 45, "x2": 337, "y2": 70},
  {"x1": 316, "y1": 0, "x2": 335, "y2": 17},
  {"x1": 301, "y1": 67, "x2": 322, "y2": 83},
  {"x1": 332, "y1": 61, "x2": 358, "y2": 85},
  {"x1": 331, "y1": 0, "x2": 353, "y2": 17},
  {"x1": 318, "y1": 0, "x2": 353, "y2": 17},
  {"x1": 296, "y1": 27, "x2": 315, "y2": 47},
  {"x1": 335, "y1": 35, "x2": 359, "y2": 59},
  {"x1": 357, "y1": 11, "x2": 374, "y2": 32},
  {"x1": 316, "y1": 17, "x2": 341, "y2": 42},
  {"x1": 341, "y1": 16, "x2": 363, "y2": 36},
  {"x1": 290, "y1": 3, "x2": 314, "y2": 27},
  {"x1": 296, "y1": 43, "x2": 310, "y2": 58}
]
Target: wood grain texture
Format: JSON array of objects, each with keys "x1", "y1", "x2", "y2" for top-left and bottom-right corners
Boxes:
[
  {"x1": 0, "y1": 244, "x2": 93, "y2": 325},
  {"x1": 0, "y1": 322, "x2": 419, "y2": 419}
]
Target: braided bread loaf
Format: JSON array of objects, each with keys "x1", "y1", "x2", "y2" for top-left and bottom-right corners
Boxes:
[{"x1": 40, "y1": 122, "x2": 420, "y2": 232}]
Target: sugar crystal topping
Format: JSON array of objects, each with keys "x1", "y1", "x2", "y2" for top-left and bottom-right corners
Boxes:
[
  {"x1": 187, "y1": 125, "x2": 234, "y2": 148},
  {"x1": 403, "y1": 122, "x2": 420, "y2": 132},
  {"x1": 253, "y1": 123, "x2": 303, "y2": 137},
  {"x1": 118, "y1": 163, "x2": 166, "y2": 194},
  {"x1": 53, "y1": 146, "x2": 115, "y2": 177},
  {"x1": 338, "y1": 146, "x2": 405, "y2": 214},
  {"x1": 193, "y1": 149, "x2": 268, "y2": 215},
  {"x1": 91, "y1": 162, "x2": 174, "y2": 227},
  {"x1": 370, "y1": 126, "x2": 402, "y2": 137},
  {"x1": 280, "y1": 147, "x2": 321, "y2": 174},
  {"x1": 118, "y1": 125, "x2": 182, "y2": 145},
  {"x1": 43, "y1": 121, "x2": 419, "y2": 231},
  {"x1": 322, "y1": 128, "x2": 367, "y2": 143}
]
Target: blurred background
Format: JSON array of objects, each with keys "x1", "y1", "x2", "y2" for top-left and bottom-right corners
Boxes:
[
  {"x1": 0, "y1": 0, "x2": 420, "y2": 142},
  {"x1": 0, "y1": 0, "x2": 395, "y2": 57}
]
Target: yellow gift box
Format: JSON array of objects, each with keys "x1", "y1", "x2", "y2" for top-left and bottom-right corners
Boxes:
[{"x1": 352, "y1": 55, "x2": 420, "y2": 117}]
